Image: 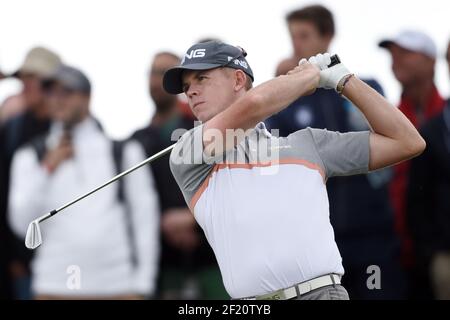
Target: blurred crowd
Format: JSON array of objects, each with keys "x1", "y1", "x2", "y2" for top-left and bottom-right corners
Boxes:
[{"x1": 0, "y1": 4, "x2": 449, "y2": 300}]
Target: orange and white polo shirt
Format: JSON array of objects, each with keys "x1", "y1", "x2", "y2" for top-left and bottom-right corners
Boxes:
[{"x1": 170, "y1": 122, "x2": 370, "y2": 299}]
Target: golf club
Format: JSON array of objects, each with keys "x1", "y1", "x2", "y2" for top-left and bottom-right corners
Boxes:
[{"x1": 25, "y1": 143, "x2": 175, "y2": 250}]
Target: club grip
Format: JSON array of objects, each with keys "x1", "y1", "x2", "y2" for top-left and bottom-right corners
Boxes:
[{"x1": 329, "y1": 54, "x2": 341, "y2": 67}]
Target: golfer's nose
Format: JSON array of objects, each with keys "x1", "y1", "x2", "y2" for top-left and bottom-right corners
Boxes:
[{"x1": 186, "y1": 84, "x2": 200, "y2": 98}]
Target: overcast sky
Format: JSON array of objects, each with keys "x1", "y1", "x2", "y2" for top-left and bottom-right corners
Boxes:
[{"x1": 1, "y1": 0, "x2": 449, "y2": 138}]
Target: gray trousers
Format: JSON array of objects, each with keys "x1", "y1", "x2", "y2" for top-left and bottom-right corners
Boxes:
[{"x1": 295, "y1": 284, "x2": 350, "y2": 300}]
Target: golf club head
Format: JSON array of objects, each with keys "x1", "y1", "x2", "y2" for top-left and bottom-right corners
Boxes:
[{"x1": 25, "y1": 220, "x2": 42, "y2": 250}]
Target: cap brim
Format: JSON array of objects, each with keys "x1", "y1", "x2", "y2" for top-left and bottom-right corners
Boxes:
[
  {"x1": 41, "y1": 73, "x2": 89, "y2": 94},
  {"x1": 378, "y1": 39, "x2": 395, "y2": 49},
  {"x1": 163, "y1": 63, "x2": 222, "y2": 94},
  {"x1": 10, "y1": 66, "x2": 41, "y2": 78},
  {"x1": 10, "y1": 67, "x2": 45, "y2": 78},
  {"x1": 41, "y1": 72, "x2": 65, "y2": 91}
]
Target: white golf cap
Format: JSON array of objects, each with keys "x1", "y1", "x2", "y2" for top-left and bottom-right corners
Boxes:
[{"x1": 379, "y1": 30, "x2": 437, "y2": 59}]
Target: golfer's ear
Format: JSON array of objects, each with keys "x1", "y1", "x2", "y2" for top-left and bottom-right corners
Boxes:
[{"x1": 234, "y1": 69, "x2": 247, "y2": 91}]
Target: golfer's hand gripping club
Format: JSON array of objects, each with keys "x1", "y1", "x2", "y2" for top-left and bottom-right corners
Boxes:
[{"x1": 299, "y1": 53, "x2": 350, "y2": 90}]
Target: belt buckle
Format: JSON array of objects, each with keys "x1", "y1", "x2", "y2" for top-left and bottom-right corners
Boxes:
[{"x1": 255, "y1": 288, "x2": 286, "y2": 300}]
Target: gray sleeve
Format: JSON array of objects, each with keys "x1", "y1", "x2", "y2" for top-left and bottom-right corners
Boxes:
[
  {"x1": 169, "y1": 125, "x2": 215, "y2": 208},
  {"x1": 308, "y1": 127, "x2": 370, "y2": 178}
]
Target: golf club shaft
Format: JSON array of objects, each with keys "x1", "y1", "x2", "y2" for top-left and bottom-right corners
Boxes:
[{"x1": 40, "y1": 143, "x2": 175, "y2": 223}]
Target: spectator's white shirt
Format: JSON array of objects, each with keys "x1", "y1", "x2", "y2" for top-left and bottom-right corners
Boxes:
[{"x1": 8, "y1": 117, "x2": 160, "y2": 297}]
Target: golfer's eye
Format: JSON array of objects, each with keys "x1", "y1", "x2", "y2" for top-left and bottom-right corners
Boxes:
[
  {"x1": 198, "y1": 75, "x2": 207, "y2": 81},
  {"x1": 182, "y1": 84, "x2": 189, "y2": 93}
]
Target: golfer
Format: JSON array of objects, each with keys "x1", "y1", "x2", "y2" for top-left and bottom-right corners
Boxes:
[{"x1": 164, "y1": 40, "x2": 425, "y2": 300}]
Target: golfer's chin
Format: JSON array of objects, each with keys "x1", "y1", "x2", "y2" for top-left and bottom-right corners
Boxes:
[{"x1": 194, "y1": 110, "x2": 213, "y2": 123}]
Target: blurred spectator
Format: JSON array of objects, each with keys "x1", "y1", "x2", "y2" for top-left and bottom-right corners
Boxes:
[
  {"x1": 0, "y1": 47, "x2": 61, "y2": 123},
  {"x1": 0, "y1": 46, "x2": 61, "y2": 299},
  {"x1": 131, "y1": 52, "x2": 228, "y2": 299},
  {"x1": 0, "y1": 95, "x2": 27, "y2": 124},
  {"x1": 8, "y1": 65, "x2": 159, "y2": 299},
  {"x1": 266, "y1": 4, "x2": 405, "y2": 299},
  {"x1": 275, "y1": 5, "x2": 334, "y2": 76},
  {"x1": 448, "y1": 39, "x2": 450, "y2": 67},
  {"x1": 379, "y1": 30, "x2": 446, "y2": 299},
  {"x1": 406, "y1": 40, "x2": 450, "y2": 300},
  {"x1": 0, "y1": 66, "x2": 8, "y2": 299}
]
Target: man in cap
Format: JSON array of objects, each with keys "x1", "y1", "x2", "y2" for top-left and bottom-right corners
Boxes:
[
  {"x1": 8, "y1": 65, "x2": 160, "y2": 299},
  {"x1": 0, "y1": 47, "x2": 62, "y2": 123},
  {"x1": 164, "y1": 40, "x2": 425, "y2": 300},
  {"x1": 379, "y1": 30, "x2": 446, "y2": 299},
  {"x1": 0, "y1": 46, "x2": 61, "y2": 299},
  {"x1": 406, "y1": 39, "x2": 450, "y2": 300}
]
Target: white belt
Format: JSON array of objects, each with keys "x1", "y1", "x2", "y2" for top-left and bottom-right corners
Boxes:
[{"x1": 241, "y1": 274, "x2": 341, "y2": 300}]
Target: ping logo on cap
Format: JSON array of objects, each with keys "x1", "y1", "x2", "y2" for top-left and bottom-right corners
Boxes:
[{"x1": 184, "y1": 49, "x2": 206, "y2": 60}]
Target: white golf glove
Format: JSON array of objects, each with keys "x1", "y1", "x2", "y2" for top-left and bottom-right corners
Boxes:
[{"x1": 299, "y1": 53, "x2": 352, "y2": 90}]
